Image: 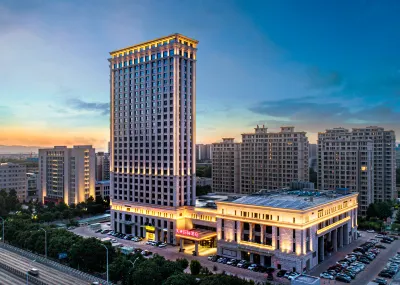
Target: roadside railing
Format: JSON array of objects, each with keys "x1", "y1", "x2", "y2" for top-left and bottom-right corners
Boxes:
[
  {"x1": 0, "y1": 243, "x2": 113, "y2": 285},
  {"x1": 0, "y1": 261, "x2": 48, "y2": 285}
]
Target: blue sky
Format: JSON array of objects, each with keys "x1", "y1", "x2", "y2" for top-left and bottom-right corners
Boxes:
[{"x1": 0, "y1": 0, "x2": 399, "y2": 150}]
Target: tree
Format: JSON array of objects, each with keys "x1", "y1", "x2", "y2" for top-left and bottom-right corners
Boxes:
[
  {"x1": 175, "y1": 258, "x2": 189, "y2": 270},
  {"x1": 395, "y1": 210, "x2": 400, "y2": 224},
  {"x1": 366, "y1": 203, "x2": 378, "y2": 219},
  {"x1": 189, "y1": 260, "x2": 201, "y2": 275},
  {"x1": 196, "y1": 185, "x2": 211, "y2": 196},
  {"x1": 163, "y1": 274, "x2": 197, "y2": 285}
]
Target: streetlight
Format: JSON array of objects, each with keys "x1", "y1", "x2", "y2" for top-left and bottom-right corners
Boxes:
[
  {"x1": 26, "y1": 259, "x2": 36, "y2": 285},
  {"x1": 39, "y1": 228, "x2": 47, "y2": 259},
  {"x1": 0, "y1": 217, "x2": 4, "y2": 243},
  {"x1": 128, "y1": 257, "x2": 139, "y2": 268},
  {"x1": 100, "y1": 244, "x2": 109, "y2": 283}
]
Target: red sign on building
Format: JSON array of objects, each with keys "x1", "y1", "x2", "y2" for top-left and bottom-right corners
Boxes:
[{"x1": 176, "y1": 229, "x2": 199, "y2": 238}]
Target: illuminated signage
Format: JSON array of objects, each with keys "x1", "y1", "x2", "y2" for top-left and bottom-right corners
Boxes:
[{"x1": 176, "y1": 229, "x2": 199, "y2": 238}]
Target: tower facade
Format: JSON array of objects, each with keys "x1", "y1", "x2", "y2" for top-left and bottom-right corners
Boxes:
[{"x1": 109, "y1": 34, "x2": 198, "y2": 244}]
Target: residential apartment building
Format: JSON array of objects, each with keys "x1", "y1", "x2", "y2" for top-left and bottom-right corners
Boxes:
[
  {"x1": 0, "y1": 162, "x2": 27, "y2": 201},
  {"x1": 109, "y1": 34, "x2": 198, "y2": 244},
  {"x1": 27, "y1": 172, "x2": 38, "y2": 201},
  {"x1": 38, "y1": 146, "x2": 95, "y2": 205},
  {"x1": 196, "y1": 144, "x2": 212, "y2": 161},
  {"x1": 95, "y1": 152, "x2": 110, "y2": 181},
  {"x1": 216, "y1": 191, "x2": 358, "y2": 272},
  {"x1": 95, "y1": 180, "x2": 111, "y2": 199},
  {"x1": 240, "y1": 126, "x2": 309, "y2": 194},
  {"x1": 318, "y1": 127, "x2": 396, "y2": 215},
  {"x1": 309, "y1": 144, "x2": 317, "y2": 172},
  {"x1": 212, "y1": 138, "x2": 241, "y2": 193},
  {"x1": 396, "y1": 144, "x2": 400, "y2": 169}
]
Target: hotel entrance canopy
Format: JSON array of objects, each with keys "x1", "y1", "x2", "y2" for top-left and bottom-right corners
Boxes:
[{"x1": 175, "y1": 229, "x2": 217, "y2": 241}]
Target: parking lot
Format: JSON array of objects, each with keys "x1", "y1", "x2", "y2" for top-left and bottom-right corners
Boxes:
[
  {"x1": 310, "y1": 230, "x2": 400, "y2": 284},
  {"x1": 72, "y1": 225, "x2": 283, "y2": 284}
]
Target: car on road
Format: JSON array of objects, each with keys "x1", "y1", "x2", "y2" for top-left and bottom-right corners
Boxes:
[
  {"x1": 376, "y1": 244, "x2": 386, "y2": 249},
  {"x1": 276, "y1": 269, "x2": 287, "y2": 277},
  {"x1": 217, "y1": 257, "x2": 228, "y2": 264},
  {"x1": 28, "y1": 268, "x2": 39, "y2": 277},
  {"x1": 320, "y1": 272, "x2": 334, "y2": 280},
  {"x1": 376, "y1": 234, "x2": 384, "y2": 239},
  {"x1": 367, "y1": 229, "x2": 375, "y2": 233},
  {"x1": 158, "y1": 243, "x2": 167, "y2": 248},
  {"x1": 248, "y1": 264, "x2": 259, "y2": 271},
  {"x1": 381, "y1": 239, "x2": 391, "y2": 244},
  {"x1": 67, "y1": 226, "x2": 76, "y2": 230},
  {"x1": 146, "y1": 240, "x2": 155, "y2": 245},
  {"x1": 236, "y1": 260, "x2": 247, "y2": 268},
  {"x1": 373, "y1": 278, "x2": 388, "y2": 285},
  {"x1": 287, "y1": 272, "x2": 300, "y2": 280},
  {"x1": 335, "y1": 273, "x2": 351, "y2": 283},
  {"x1": 111, "y1": 239, "x2": 118, "y2": 243}
]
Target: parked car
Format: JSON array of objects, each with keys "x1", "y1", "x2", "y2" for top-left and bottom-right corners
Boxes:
[
  {"x1": 358, "y1": 258, "x2": 370, "y2": 264},
  {"x1": 266, "y1": 273, "x2": 273, "y2": 281},
  {"x1": 276, "y1": 269, "x2": 287, "y2": 277},
  {"x1": 287, "y1": 272, "x2": 300, "y2": 280},
  {"x1": 320, "y1": 272, "x2": 335, "y2": 280},
  {"x1": 342, "y1": 270, "x2": 356, "y2": 279},
  {"x1": 146, "y1": 240, "x2": 155, "y2": 245},
  {"x1": 336, "y1": 273, "x2": 351, "y2": 283},
  {"x1": 158, "y1": 243, "x2": 167, "y2": 248},
  {"x1": 28, "y1": 268, "x2": 39, "y2": 277},
  {"x1": 379, "y1": 271, "x2": 394, "y2": 278},
  {"x1": 236, "y1": 260, "x2": 247, "y2": 268},
  {"x1": 381, "y1": 239, "x2": 391, "y2": 244},
  {"x1": 376, "y1": 234, "x2": 384, "y2": 239},
  {"x1": 248, "y1": 264, "x2": 259, "y2": 271},
  {"x1": 226, "y1": 259, "x2": 238, "y2": 266},
  {"x1": 372, "y1": 278, "x2": 388, "y2": 285},
  {"x1": 376, "y1": 244, "x2": 387, "y2": 249},
  {"x1": 366, "y1": 229, "x2": 375, "y2": 233}
]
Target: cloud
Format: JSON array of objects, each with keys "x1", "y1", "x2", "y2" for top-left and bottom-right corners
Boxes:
[
  {"x1": 248, "y1": 96, "x2": 400, "y2": 127},
  {"x1": 67, "y1": 98, "x2": 110, "y2": 115}
]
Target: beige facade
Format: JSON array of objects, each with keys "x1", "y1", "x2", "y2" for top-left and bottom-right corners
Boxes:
[
  {"x1": 241, "y1": 126, "x2": 309, "y2": 193},
  {"x1": 0, "y1": 163, "x2": 27, "y2": 201},
  {"x1": 212, "y1": 138, "x2": 241, "y2": 193},
  {"x1": 216, "y1": 191, "x2": 358, "y2": 272},
  {"x1": 38, "y1": 146, "x2": 95, "y2": 205},
  {"x1": 110, "y1": 34, "x2": 198, "y2": 245},
  {"x1": 318, "y1": 126, "x2": 396, "y2": 216}
]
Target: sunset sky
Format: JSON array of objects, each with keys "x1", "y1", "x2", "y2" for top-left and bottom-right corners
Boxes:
[{"x1": 1, "y1": 0, "x2": 400, "y2": 152}]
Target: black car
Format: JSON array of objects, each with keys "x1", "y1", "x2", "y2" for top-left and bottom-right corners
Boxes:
[
  {"x1": 375, "y1": 244, "x2": 386, "y2": 249},
  {"x1": 266, "y1": 273, "x2": 273, "y2": 281},
  {"x1": 277, "y1": 270, "x2": 287, "y2": 277},
  {"x1": 390, "y1": 236, "x2": 398, "y2": 240},
  {"x1": 373, "y1": 278, "x2": 388, "y2": 285},
  {"x1": 336, "y1": 275, "x2": 351, "y2": 283},
  {"x1": 378, "y1": 271, "x2": 393, "y2": 278},
  {"x1": 359, "y1": 258, "x2": 370, "y2": 264},
  {"x1": 342, "y1": 270, "x2": 356, "y2": 279}
]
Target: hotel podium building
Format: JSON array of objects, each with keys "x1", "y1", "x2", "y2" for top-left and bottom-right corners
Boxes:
[
  {"x1": 109, "y1": 34, "x2": 201, "y2": 244},
  {"x1": 216, "y1": 191, "x2": 358, "y2": 272}
]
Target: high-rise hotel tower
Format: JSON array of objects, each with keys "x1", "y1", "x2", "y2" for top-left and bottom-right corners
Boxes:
[{"x1": 109, "y1": 34, "x2": 198, "y2": 244}]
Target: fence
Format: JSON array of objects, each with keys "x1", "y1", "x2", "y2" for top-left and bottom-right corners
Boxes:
[
  {"x1": 0, "y1": 243, "x2": 113, "y2": 285},
  {"x1": 0, "y1": 261, "x2": 48, "y2": 285}
]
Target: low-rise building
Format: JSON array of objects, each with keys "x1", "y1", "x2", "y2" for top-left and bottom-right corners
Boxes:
[
  {"x1": 27, "y1": 172, "x2": 38, "y2": 201},
  {"x1": 95, "y1": 180, "x2": 110, "y2": 199},
  {"x1": 216, "y1": 190, "x2": 358, "y2": 273},
  {"x1": 196, "y1": 177, "x2": 212, "y2": 187},
  {"x1": 0, "y1": 162, "x2": 27, "y2": 201}
]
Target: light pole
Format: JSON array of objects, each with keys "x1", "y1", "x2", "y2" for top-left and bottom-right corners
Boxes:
[
  {"x1": 0, "y1": 217, "x2": 4, "y2": 243},
  {"x1": 101, "y1": 244, "x2": 109, "y2": 283},
  {"x1": 26, "y1": 259, "x2": 36, "y2": 285},
  {"x1": 39, "y1": 228, "x2": 47, "y2": 259},
  {"x1": 128, "y1": 257, "x2": 139, "y2": 268}
]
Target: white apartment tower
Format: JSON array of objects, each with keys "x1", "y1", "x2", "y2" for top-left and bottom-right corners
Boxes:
[
  {"x1": 318, "y1": 126, "x2": 396, "y2": 216},
  {"x1": 109, "y1": 34, "x2": 198, "y2": 244},
  {"x1": 0, "y1": 163, "x2": 27, "y2": 202},
  {"x1": 240, "y1": 126, "x2": 309, "y2": 193},
  {"x1": 212, "y1": 138, "x2": 241, "y2": 193},
  {"x1": 38, "y1": 146, "x2": 95, "y2": 205}
]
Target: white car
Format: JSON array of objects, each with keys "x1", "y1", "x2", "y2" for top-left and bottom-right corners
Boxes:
[
  {"x1": 320, "y1": 272, "x2": 334, "y2": 280},
  {"x1": 367, "y1": 229, "x2": 375, "y2": 233},
  {"x1": 146, "y1": 240, "x2": 155, "y2": 245},
  {"x1": 287, "y1": 272, "x2": 300, "y2": 280},
  {"x1": 158, "y1": 243, "x2": 167, "y2": 248},
  {"x1": 375, "y1": 234, "x2": 384, "y2": 239},
  {"x1": 111, "y1": 239, "x2": 118, "y2": 243},
  {"x1": 248, "y1": 264, "x2": 258, "y2": 271}
]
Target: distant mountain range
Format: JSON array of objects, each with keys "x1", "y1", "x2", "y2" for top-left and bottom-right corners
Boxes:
[{"x1": 0, "y1": 145, "x2": 42, "y2": 154}]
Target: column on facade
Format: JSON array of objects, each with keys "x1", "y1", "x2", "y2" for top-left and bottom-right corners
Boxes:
[
  {"x1": 260, "y1": 224, "x2": 265, "y2": 244},
  {"x1": 237, "y1": 221, "x2": 242, "y2": 243},
  {"x1": 250, "y1": 253, "x2": 254, "y2": 263},
  {"x1": 343, "y1": 224, "x2": 349, "y2": 246},
  {"x1": 338, "y1": 226, "x2": 343, "y2": 248},
  {"x1": 180, "y1": 238, "x2": 184, "y2": 251},
  {"x1": 249, "y1": 223, "x2": 253, "y2": 242},
  {"x1": 194, "y1": 241, "x2": 199, "y2": 255},
  {"x1": 155, "y1": 229, "x2": 159, "y2": 242},
  {"x1": 318, "y1": 236, "x2": 324, "y2": 262},
  {"x1": 332, "y1": 229, "x2": 338, "y2": 252}
]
